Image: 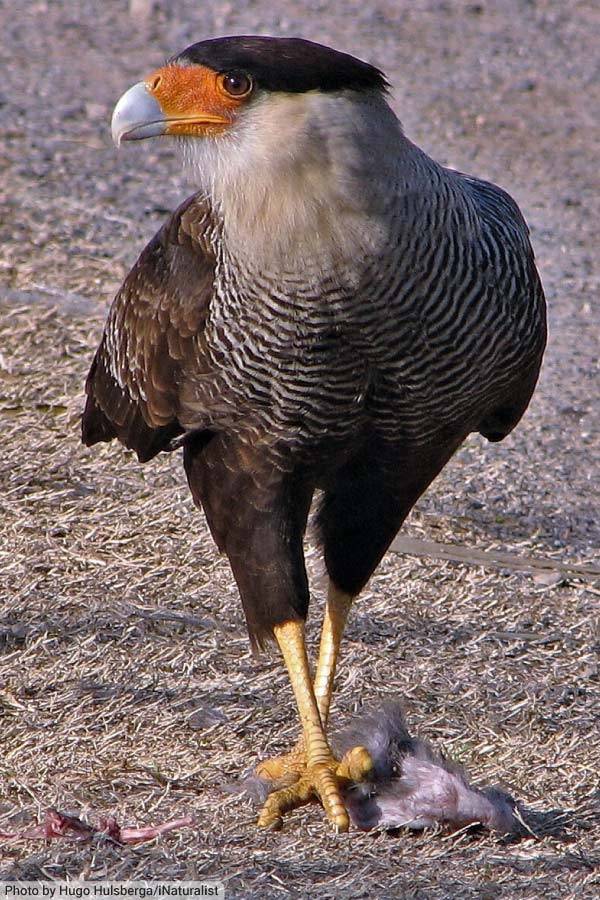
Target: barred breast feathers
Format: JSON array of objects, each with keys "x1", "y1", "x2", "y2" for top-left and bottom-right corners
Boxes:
[{"x1": 84, "y1": 87, "x2": 546, "y2": 461}]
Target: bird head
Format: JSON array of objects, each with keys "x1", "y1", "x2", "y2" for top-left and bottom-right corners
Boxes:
[
  {"x1": 111, "y1": 36, "x2": 388, "y2": 147},
  {"x1": 111, "y1": 37, "x2": 398, "y2": 262}
]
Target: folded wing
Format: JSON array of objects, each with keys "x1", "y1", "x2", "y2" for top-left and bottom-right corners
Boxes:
[{"x1": 82, "y1": 194, "x2": 217, "y2": 462}]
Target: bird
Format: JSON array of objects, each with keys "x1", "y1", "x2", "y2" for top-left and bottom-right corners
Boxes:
[{"x1": 82, "y1": 35, "x2": 547, "y2": 833}]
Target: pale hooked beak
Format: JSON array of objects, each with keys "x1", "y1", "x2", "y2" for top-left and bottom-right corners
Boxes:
[{"x1": 111, "y1": 81, "x2": 167, "y2": 146}]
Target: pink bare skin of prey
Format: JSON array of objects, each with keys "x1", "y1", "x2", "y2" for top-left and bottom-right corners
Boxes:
[{"x1": 0, "y1": 808, "x2": 195, "y2": 844}]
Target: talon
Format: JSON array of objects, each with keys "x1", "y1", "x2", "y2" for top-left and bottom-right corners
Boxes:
[
  {"x1": 258, "y1": 616, "x2": 365, "y2": 833},
  {"x1": 334, "y1": 816, "x2": 349, "y2": 834}
]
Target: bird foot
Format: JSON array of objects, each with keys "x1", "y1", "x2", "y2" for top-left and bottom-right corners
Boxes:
[{"x1": 257, "y1": 745, "x2": 373, "y2": 832}]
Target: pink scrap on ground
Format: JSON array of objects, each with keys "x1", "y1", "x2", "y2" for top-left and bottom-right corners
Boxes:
[{"x1": 0, "y1": 808, "x2": 195, "y2": 844}]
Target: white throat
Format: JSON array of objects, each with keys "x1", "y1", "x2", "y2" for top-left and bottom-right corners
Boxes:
[{"x1": 180, "y1": 90, "x2": 406, "y2": 274}]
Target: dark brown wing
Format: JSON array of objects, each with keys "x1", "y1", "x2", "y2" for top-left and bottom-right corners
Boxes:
[{"x1": 82, "y1": 194, "x2": 217, "y2": 462}]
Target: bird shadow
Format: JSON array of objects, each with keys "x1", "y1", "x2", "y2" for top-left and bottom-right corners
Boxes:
[{"x1": 506, "y1": 798, "x2": 600, "y2": 843}]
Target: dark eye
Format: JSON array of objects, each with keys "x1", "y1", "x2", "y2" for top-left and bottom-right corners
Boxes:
[{"x1": 220, "y1": 71, "x2": 253, "y2": 97}]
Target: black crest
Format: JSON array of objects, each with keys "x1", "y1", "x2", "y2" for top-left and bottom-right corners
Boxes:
[{"x1": 174, "y1": 36, "x2": 388, "y2": 95}]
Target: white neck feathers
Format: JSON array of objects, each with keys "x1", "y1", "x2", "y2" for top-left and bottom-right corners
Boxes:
[{"x1": 180, "y1": 90, "x2": 405, "y2": 271}]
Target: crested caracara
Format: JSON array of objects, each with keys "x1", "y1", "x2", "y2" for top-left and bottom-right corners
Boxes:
[{"x1": 82, "y1": 36, "x2": 547, "y2": 832}]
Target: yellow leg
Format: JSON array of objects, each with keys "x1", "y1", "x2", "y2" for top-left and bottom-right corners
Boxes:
[
  {"x1": 313, "y1": 585, "x2": 371, "y2": 785},
  {"x1": 313, "y1": 584, "x2": 353, "y2": 728},
  {"x1": 257, "y1": 602, "x2": 373, "y2": 832},
  {"x1": 255, "y1": 584, "x2": 352, "y2": 782}
]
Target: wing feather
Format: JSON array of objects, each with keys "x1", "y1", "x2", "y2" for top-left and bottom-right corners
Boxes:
[{"x1": 82, "y1": 194, "x2": 217, "y2": 462}]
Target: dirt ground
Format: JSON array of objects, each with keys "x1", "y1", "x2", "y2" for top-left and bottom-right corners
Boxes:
[{"x1": 1, "y1": 1, "x2": 599, "y2": 897}]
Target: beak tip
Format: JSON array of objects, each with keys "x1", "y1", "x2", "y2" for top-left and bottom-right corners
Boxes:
[{"x1": 110, "y1": 80, "x2": 166, "y2": 146}]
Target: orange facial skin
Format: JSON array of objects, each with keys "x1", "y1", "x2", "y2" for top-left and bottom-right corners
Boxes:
[{"x1": 144, "y1": 64, "x2": 249, "y2": 136}]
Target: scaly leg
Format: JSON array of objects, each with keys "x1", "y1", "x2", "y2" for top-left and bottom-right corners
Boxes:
[
  {"x1": 255, "y1": 584, "x2": 353, "y2": 783},
  {"x1": 313, "y1": 584, "x2": 353, "y2": 727},
  {"x1": 257, "y1": 612, "x2": 372, "y2": 831}
]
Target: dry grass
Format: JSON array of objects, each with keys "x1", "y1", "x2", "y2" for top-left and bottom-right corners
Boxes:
[{"x1": 0, "y1": 303, "x2": 598, "y2": 897}]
